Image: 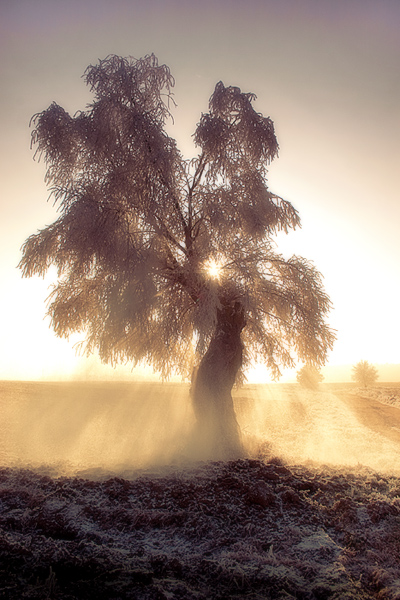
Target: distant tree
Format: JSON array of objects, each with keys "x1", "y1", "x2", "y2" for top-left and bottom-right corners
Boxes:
[
  {"x1": 19, "y1": 54, "x2": 335, "y2": 459},
  {"x1": 296, "y1": 364, "x2": 324, "y2": 390},
  {"x1": 352, "y1": 361, "x2": 378, "y2": 388}
]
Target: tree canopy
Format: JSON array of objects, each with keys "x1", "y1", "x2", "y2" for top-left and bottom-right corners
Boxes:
[
  {"x1": 296, "y1": 365, "x2": 324, "y2": 390},
  {"x1": 20, "y1": 54, "x2": 335, "y2": 381},
  {"x1": 351, "y1": 361, "x2": 378, "y2": 388}
]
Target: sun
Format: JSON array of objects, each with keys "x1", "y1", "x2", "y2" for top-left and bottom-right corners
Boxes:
[{"x1": 205, "y1": 258, "x2": 223, "y2": 280}]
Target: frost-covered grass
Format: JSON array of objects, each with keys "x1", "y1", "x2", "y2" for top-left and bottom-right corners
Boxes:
[{"x1": 1, "y1": 458, "x2": 400, "y2": 599}]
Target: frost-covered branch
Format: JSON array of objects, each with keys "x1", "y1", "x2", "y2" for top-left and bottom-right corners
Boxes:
[{"x1": 19, "y1": 54, "x2": 335, "y2": 380}]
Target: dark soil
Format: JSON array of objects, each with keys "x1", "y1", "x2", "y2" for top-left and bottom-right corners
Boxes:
[{"x1": 1, "y1": 458, "x2": 400, "y2": 599}]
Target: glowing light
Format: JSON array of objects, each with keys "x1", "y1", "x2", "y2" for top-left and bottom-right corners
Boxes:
[{"x1": 205, "y1": 258, "x2": 223, "y2": 280}]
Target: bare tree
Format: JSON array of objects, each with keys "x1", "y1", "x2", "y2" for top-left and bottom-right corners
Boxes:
[
  {"x1": 19, "y1": 55, "x2": 335, "y2": 459},
  {"x1": 296, "y1": 365, "x2": 324, "y2": 390},
  {"x1": 352, "y1": 360, "x2": 378, "y2": 388}
]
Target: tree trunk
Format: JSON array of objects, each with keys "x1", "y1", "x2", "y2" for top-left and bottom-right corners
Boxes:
[{"x1": 190, "y1": 300, "x2": 246, "y2": 460}]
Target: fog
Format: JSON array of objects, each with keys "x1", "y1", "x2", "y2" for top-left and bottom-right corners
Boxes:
[
  {"x1": 0, "y1": 382, "x2": 192, "y2": 475},
  {"x1": 236, "y1": 385, "x2": 400, "y2": 474},
  {"x1": 1, "y1": 381, "x2": 399, "y2": 477}
]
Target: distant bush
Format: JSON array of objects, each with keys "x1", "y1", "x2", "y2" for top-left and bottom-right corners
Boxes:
[
  {"x1": 352, "y1": 360, "x2": 378, "y2": 388},
  {"x1": 296, "y1": 365, "x2": 324, "y2": 390}
]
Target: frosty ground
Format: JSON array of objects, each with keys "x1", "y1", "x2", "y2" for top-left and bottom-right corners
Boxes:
[{"x1": 1, "y1": 384, "x2": 400, "y2": 599}]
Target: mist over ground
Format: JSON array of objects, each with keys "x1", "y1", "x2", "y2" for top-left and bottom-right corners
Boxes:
[
  {"x1": 2, "y1": 382, "x2": 400, "y2": 599},
  {"x1": 1, "y1": 381, "x2": 399, "y2": 476}
]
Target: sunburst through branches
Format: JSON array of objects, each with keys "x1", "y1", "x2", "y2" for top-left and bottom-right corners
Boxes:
[{"x1": 204, "y1": 258, "x2": 224, "y2": 281}]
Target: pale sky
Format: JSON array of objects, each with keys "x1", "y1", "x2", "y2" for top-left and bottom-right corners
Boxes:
[{"x1": 0, "y1": 0, "x2": 399, "y2": 382}]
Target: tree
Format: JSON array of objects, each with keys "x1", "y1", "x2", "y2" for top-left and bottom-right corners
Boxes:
[
  {"x1": 19, "y1": 54, "x2": 335, "y2": 460},
  {"x1": 351, "y1": 361, "x2": 378, "y2": 388},
  {"x1": 296, "y1": 364, "x2": 324, "y2": 390}
]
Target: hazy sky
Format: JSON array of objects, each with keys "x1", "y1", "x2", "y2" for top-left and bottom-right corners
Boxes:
[{"x1": 1, "y1": 0, "x2": 399, "y2": 381}]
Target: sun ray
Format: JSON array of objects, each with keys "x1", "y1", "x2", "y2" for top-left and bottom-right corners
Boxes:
[{"x1": 204, "y1": 258, "x2": 223, "y2": 280}]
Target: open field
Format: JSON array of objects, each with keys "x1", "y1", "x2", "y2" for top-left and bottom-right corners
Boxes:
[
  {"x1": 1, "y1": 381, "x2": 400, "y2": 475},
  {"x1": 1, "y1": 382, "x2": 400, "y2": 598}
]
